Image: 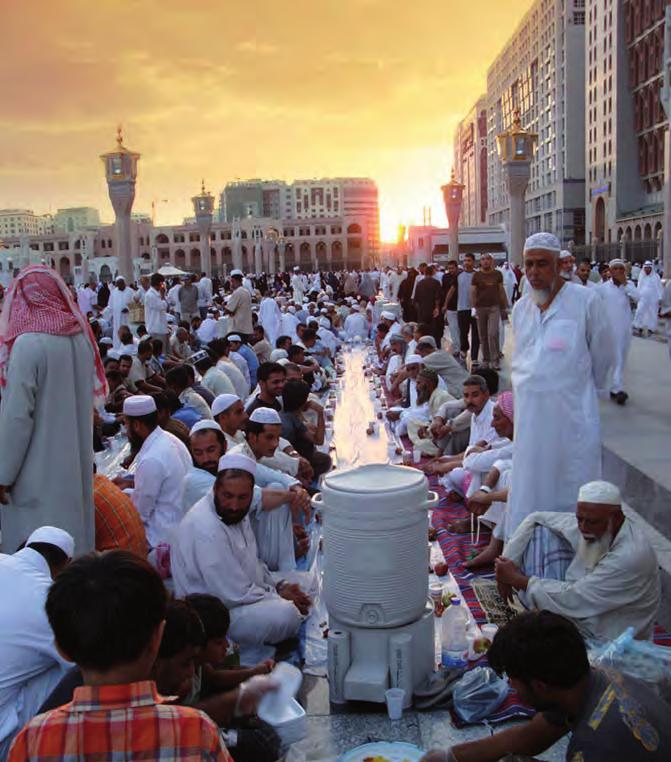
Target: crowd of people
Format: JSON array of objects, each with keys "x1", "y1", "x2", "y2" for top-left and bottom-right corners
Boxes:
[{"x1": 0, "y1": 234, "x2": 668, "y2": 761}]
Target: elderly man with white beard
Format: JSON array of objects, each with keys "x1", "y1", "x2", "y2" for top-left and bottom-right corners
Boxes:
[
  {"x1": 495, "y1": 481, "x2": 660, "y2": 642},
  {"x1": 506, "y1": 233, "x2": 614, "y2": 539}
]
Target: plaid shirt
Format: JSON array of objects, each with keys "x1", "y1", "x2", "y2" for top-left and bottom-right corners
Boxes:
[
  {"x1": 8, "y1": 680, "x2": 232, "y2": 761},
  {"x1": 94, "y1": 474, "x2": 149, "y2": 557}
]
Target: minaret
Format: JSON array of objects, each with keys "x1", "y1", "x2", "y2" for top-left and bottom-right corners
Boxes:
[
  {"x1": 441, "y1": 168, "x2": 464, "y2": 262},
  {"x1": 192, "y1": 179, "x2": 215, "y2": 276},
  {"x1": 101, "y1": 126, "x2": 140, "y2": 281}
]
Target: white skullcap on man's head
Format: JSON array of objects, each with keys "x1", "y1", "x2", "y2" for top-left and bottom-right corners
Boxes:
[
  {"x1": 228, "y1": 334, "x2": 242, "y2": 342},
  {"x1": 212, "y1": 393, "x2": 241, "y2": 417},
  {"x1": 230, "y1": 269, "x2": 243, "y2": 277},
  {"x1": 26, "y1": 526, "x2": 75, "y2": 559},
  {"x1": 644, "y1": 260, "x2": 653, "y2": 266},
  {"x1": 609, "y1": 258, "x2": 625, "y2": 267},
  {"x1": 380, "y1": 310, "x2": 395, "y2": 320},
  {"x1": 218, "y1": 453, "x2": 257, "y2": 476},
  {"x1": 523, "y1": 232, "x2": 561, "y2": 254},
  {"x1": 405, "y1": 353, "x2": 423, "y2": 366},
  {"x1": 417, "y1": 335, "x2": 437, "y2": 348},
  {"x1": 287, "y1": 306, "x2": 296, "y2": 314},
  {"x1": 99, "y1": 337, "x2": 113, "y2": 346},
  {"x1": 270, "y1": 349, "x2": 288, "y2": 362},
  {"x1": 190, "y1": 420, "x2": 223, "y2": 436},
  {"x1": 559, "y1": 250, "x2": 572, "y2": 260},
  {"x1": 351, "y1": 304, "x2": 361, "y2": 311},
  {"x1": 123, "y1": 395, "x2": 157, "y2": 417},
  {"x1": 249, "y1": 407, "x2": 282, "y2": 425},
  {"x1": 578, "y1": 480, "x2": 621, "y2": 506}
]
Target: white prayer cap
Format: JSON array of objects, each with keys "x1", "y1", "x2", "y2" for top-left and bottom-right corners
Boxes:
[
  {"x1": 189, "y1": 350, "x2": 210, "y2": 364},
  {"x1": 26, "y1": 526, "x2": 75, "y2": 558},
  {"x1": 123, "y1": 395, "x2": 157, "y2": 417},
  {"x1": 351, "y1": 304, "x2": 361, "y2": 311},
  {"x1": 417, "y1": 335, "x2": 437, "y2": 348},
  {"x1": 228, "y1": 334, "x2": 242, "y2": 342},
  {"x1": 212, "y1": 393, "x2": 240, "y2": 416},
  {"x1": 320, "y1": 308, "x2": 328, "y2": 314},
  {"x1": 190, "y1": 419, "x2": 223, "y2": 436},
  {"x1": 167, "y1": 314, "x2": 176, "y2": 323},
  {"x1": 218, "y1": 453, "x2": 257, "y2": 477},
  {"x1": 381, "y1": 310, "x2": 395, "y2": 320},
  {"x1": 293, "y1": 266, "x2": 300, "y2": 271},
  {"x1": 405, "y1": 353, "x2": 423, "y2": 366},
  {"x1": 230, "y1": 269, "x2": 243, "y2": 277},
  {"x1": 277, "y1": 358, "x2": 291, "y2": 366},
  {"x1": 578, "y1": 480, "x2": 621, "y2": 506},
  {"x1": 609, "y1": 258, "x2": 625, "y2": 267},
  {"x1": 559, "y1": 249, "x2": 572, "y2": 260},
  {"x1": 270, "y1": 349, "x2": 288, "y2": 361},
  {"x1": 644, "y1": 260, "x2": 653, "y2": 266},
  {"x1": 99, "y1": 337, "x2": 113, "y2": 346},
  {"x1": 523, "y1": 232, "x2": 561, "y2": 254},
  {"x1": 249, "y1": 406, "x2": 282, "y2": 425},
  {"x1": 106, "y1": 349, "x2": 121, "y2": 360},
  {"x1": 287, "y1": 306, "x2": 296, "y2": 314},
  {"x1": 115, "y1": 276, "x2": 125, "y2": 283}
]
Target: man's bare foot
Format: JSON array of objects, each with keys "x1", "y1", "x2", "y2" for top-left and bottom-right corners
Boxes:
[
  {"x1": 426, "y1": 461, "x2": 454, "y2": 475},
  {"x1": 464, "y1": 538, "x2": 503, "y2": 569},
  {"x1": 446, "y1": 518, "x2": 471, "y2": 533}
]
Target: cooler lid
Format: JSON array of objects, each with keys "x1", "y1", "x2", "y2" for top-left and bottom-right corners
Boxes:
[{"x1": 322, "y1": 463, "x2": 427, "y2": 495}]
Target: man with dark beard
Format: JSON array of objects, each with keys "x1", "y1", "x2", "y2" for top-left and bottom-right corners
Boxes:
[{"x1": 172, "y1": 453, "x2": 311, "y2": 665}]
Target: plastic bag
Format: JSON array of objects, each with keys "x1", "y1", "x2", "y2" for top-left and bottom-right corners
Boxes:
[
  {"x1": 453, "y1": 666, "x2": 509, "y2": 723},
  {"x1": 590, "y1": 627, "x2": 671, "y2": 704}
]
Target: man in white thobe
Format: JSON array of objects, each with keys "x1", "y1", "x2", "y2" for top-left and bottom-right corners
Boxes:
[
  {"x1": 109, "y1": 277, "x2": 139, "y2": 350},
  {"x1": 632, "y1": 260, "x2": 662, "y2": 335},
  {"x1": 258, "y1": 296, "x2": 282, "y2": 347},
  {"x1": 143, "y1": 273, "x2": 170, "y2": 353},
  {"x1": 197, "y1": 273, "x2": 213, "y2": 319},
  {"x1": 342, "y1": 304, "x2": 368, "y2": 340},
  {"x1": 291, "y1": 268, "x2": 305, "y2": 304},
  {"x1": 507, "y1": 233, "x2": 614, "y2": 539},
  {"x1": 389, "y1": 267, "x2": 406, "y2": 301},
  {"x1": 172, "y1": 453, "x2": 311, "y2": 664},
  {"x1": 77, "y1": 281, "x2": 98, "y2": 317},
  {"x1": 280, "y1": 307, "x2": 300, "y2": 343},
  {"x1": 599, "y1": 258, "x2": 639, "y2": 405},
  {"x1": 0, "y1": 527, "x2": 74, "y2": 759},
  {"x1": 115, "y1": 395, "x2": 191, "y2": 549},
  {"x1": 0, "y1": 266, "x2": 103, "y2": 553},
  {"x1": 496, "y1": 481, "x2": 660, "y2": 642}
]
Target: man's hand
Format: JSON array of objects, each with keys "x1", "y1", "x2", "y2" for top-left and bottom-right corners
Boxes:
[
  {"x1": 278, "y1": 582, "x2": 312, "y2": 615},
  {"x1": 297, "y1": 457, "x2": 314, "y2": 485},
  {"x1": 112, "y1": 475, "x2": 134, "y2": 490},
  {"x1": 253, "y1": 659, "x2": 275, "y2": 676},
  {"x1": 419, "y1": 750, "x2": 456, "y2": 762},
  {"x1": 235, "y1": 674, "x2": 279, "y2": 717},
  {"x1": 432, "y1": 307, "x2": 440, "y2": 318},
  {"x1": 497, "y1": 579, "x2": 515, "y2": 604},
  {"x1": 467, "y1": 492, "x2": 492, "y2": 516},
  {"x1": 386, "y1": 410, "x2": 401, "y2": 422},
  {"x1": 0, "y1": 485, "x2": 8, "y2": 505},
  {"x1": 288, "y1": 485, "x2": 311, "y2": 523},
  {"x1": 495, "y1": 557, "x2": 529, "y2": 592}
]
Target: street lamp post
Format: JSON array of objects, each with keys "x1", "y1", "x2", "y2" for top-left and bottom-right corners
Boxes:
[
  {"x1": 100, "y1": 126, "x2": 140, "y2": 281},
  {"x1": 441, "y1": 169, "x2": 465, "y2": 262},
  {"x1": 496, "y1": 109, "x2": 537, "y2": 267},
  {"x1": 192, "y1": 179, "x2": 215, "y2": 277},
  {"x1": 278, "y1": 236, "x2": 286, "y2": 272}
]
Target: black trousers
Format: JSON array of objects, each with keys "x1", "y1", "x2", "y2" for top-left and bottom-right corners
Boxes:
[{"x1": 457, "y1": 310, "x2": 480, "y2": 362}]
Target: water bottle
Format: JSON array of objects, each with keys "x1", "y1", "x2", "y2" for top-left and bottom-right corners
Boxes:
[{"x1": 441, "y1": 598, "x2": 469, "y2": 666}]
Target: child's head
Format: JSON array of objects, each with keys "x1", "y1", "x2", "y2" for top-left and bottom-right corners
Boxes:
[
  {"x1": 46, "y1": 551, "x2": 167, "y2": 679},
  {"x1": 153, "y1": 599, "x2": 206, "y2": 699},
  {"x1": 185, "y1": 593, "x2": 231, "y2": 666}
]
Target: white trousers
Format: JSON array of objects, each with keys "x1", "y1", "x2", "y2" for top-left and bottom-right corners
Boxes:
[
  {"x1": 440, "y1": 467, "x2": 468, "y2": 496},
  {"x1": 230, "y1": 597, "x2": 304, "y2": 665},
  {"x1": 446, "y1": 310, "x2": 460, "y2": 354},
  {"x1": 250, "y1": 496, "x2": 296, "y2": 573}
]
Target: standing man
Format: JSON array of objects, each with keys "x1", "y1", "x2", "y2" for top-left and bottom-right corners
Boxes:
[
  {"x1": 291, "y1": 267, "x2": 305, "y2": 304},
  {"x1": 599, "y1": 258, "x2": 638, "y2": 405},
  {"x1": 197, "y1": 271, "x2": 213, "y2": 319},
  {"x1": 471, "y1": 253, "x2": 508, "y2": 370},
  {"x1": 225, "y1": 270, "x2": 253, "y2": 340},
  {"x1": 442, "y1": 260, "x2": 460, "y2": 356},
  {"x1": 178, "y1": 274, "x2": 200, "y2": 325},
  {"x1": 109, "y1": 276, "x2": 138, "y2": 349},
  {"x1": 143, "y1": 273, "x2": 169, "y2": 354},
  {"x1": 633, "y1": 260, "x2": 662, "y2": 337},
  {"x1": 0, "y1": 266, "x2": 107, "y2": 553},
  {"x1": 456, "y1": 253, "x2": 479, "y2": 365},
  {"x1": 414, "y1": 265, "x2": 443, "y2": 345},
  {"x1": 507, "y1": 233, "x2": 614, "y2": 539}
]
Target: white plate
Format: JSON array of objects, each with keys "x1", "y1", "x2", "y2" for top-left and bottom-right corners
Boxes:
[{"x1": 340, "y1": 741, "x2": 425, "y2": 762}]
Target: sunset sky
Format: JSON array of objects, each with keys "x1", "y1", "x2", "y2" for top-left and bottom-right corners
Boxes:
[{"x1": 1, "y1": 0, "x2": 532, "y2": 241}]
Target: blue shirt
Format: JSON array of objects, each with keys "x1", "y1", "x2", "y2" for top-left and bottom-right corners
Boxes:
[
  {"x1": 172, "y1": 406, "x2": 200, "y2": 429},
  {"x1": 238, "y1": 344, "x2": 259, "y2": 387}
]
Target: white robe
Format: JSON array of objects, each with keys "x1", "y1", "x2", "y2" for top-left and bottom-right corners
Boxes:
[
  {"x1": 504, "y1": 512, "x2": 660, "y2": 641},
  {"x1": 291, "y1": 274, "x2": 305, "y2": 304},
  {"x1": 109, "y1": 286, "x2": 137, "y2": 349},
  {"x1": 258, "y1": 297, "x2": 282, "y2": 346},
  {"x1": 507, "y1": 283, "x2": 615, "y2": 539},
  {"x1": 0, "y1": 333, "x2": 95, "y2": 553},
  {"x1": 600, "y1": 279, "x2": 639, "y2": 393},
  {"x1": 633, "y1": 270, "x2": 662, "y2": 331},
  {"x1": 343, "y1": 313, "x2": 368, "y2": 340},
  {"x1": 280, "y1": 312, "x2": 300, "y2": 343},
  {"x1": 172, "y1": 491, "x2": 304, "y2": 664}
]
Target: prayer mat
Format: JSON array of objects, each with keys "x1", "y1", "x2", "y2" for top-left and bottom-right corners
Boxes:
[{"x1": 470, "y1": 578, "x2": 525, "y2": 627}]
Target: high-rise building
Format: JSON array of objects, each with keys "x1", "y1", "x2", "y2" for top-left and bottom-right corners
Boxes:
[
  {"x1": 585, "y1": 0, "x2": 666, "y2": 248},
  {"x1": 219, "y1": 180, "x2": 291, "y2": 222},
  {"x1": 0, "y1": 209, "x2": 54, "y2": 237},
  {"x1": 484, "y1": 0, "x2": 586, "y2": 246},
  {"x1": 453, "y1": 96, "x2": 489, "y2": 227},
  {"x1": 53, "y1": 207, "x2": 101, "y2": 233}
]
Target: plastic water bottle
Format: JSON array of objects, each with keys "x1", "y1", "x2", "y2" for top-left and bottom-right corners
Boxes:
[{"x1": 441, "y1": 598, "x2": 469, "y2": 666}]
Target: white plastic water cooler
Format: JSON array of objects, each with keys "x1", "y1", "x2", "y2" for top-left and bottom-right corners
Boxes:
[{"x1": 315, "y1": 463, "x2": 439, "y2": 706}]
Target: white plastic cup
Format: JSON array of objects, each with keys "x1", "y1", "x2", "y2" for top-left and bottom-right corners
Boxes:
[
  {"x1": 481, "y1": 623, "x2": 499, "y2": 641},
  {"x1": 385, "y1": 687, "x2": 405, "y2": 720},
  {"x1": 412, "y1": 446, "x2": 422, "y2": 464}
]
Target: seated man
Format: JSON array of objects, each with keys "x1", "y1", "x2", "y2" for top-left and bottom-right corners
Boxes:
[
  {"x1": 495, "y1": 481, "x2": 661, "y2": 642},
  {"x1": 9, "y1": 551, "x2": 231, "y2": 761},
  {"x1": 171, "y1": 454, "x2": 312, "y2": 665},
  {"x1": 280, "y1": 380, "x2": 332, "y2": 480},
  {"x1": 420, "y1": 611, "x2": 671, "y2": 762},
  {"x1": 417, "y1": 335, "x2": 469, "y2": 398},
  {"x1": 402, "y1": 369, "x2": 454, "y2": 455},
  {"x1": 245, "y1": 361, "x2": 286, "y2": 415},
  {"x1": 166, "y1": 365, "x2": 213, "y2": 422},
  {"x1": 127, "y1": 339, "x2": 165, "y2": 395},
  {"x1": 0, "y1": 528, "x2": 74, "y2": 759},
  {"x1": 387, "y1": 352, "x2": 422, "y2": 405}
]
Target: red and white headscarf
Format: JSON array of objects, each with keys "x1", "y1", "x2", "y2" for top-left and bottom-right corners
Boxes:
[
  {"x1": 496, "y1": 390, "x2": 514, "y2": 422},
  {"x1": 0, "y1": 265, "x2": 108, "y2": 403}
]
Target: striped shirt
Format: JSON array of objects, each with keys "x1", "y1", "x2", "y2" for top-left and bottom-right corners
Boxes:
[{"x1": 8, "y1": 680, "x2": 231, "y2": 761}]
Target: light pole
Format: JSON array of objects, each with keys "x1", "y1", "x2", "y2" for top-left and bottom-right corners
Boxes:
[
  {"x1": 278, "y1": 236, "x2": 286, "y2": 272},
  {"x1": 496, "y1": 109, "x2": 537, "y2": 266},
  {"x1": 441, "y1": 168, "x2": 464, "y2": 262},
  {"x1": 100, "y1": 126, "x2": 140, "y2": 281},
  {"x1": 265, "y1": 228, "x2": 279, "y2": 275},
  {"x1": 192, "y1": 179, "x2": 215, "y2": 276}
]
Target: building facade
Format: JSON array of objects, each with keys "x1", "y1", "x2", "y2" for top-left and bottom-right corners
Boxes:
[
  {"x1": 0, "y1": 209, "x2": 54, "y2": 237},
  {"x1": 453, "y1": 96, "x2": 489, "y2": 227},
  {"x1": 585, "y1": 0, "x2": 668, "y2": 254},
  {"x1": 53, "y1": 207, "x2": 101, "y2": 233}
]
